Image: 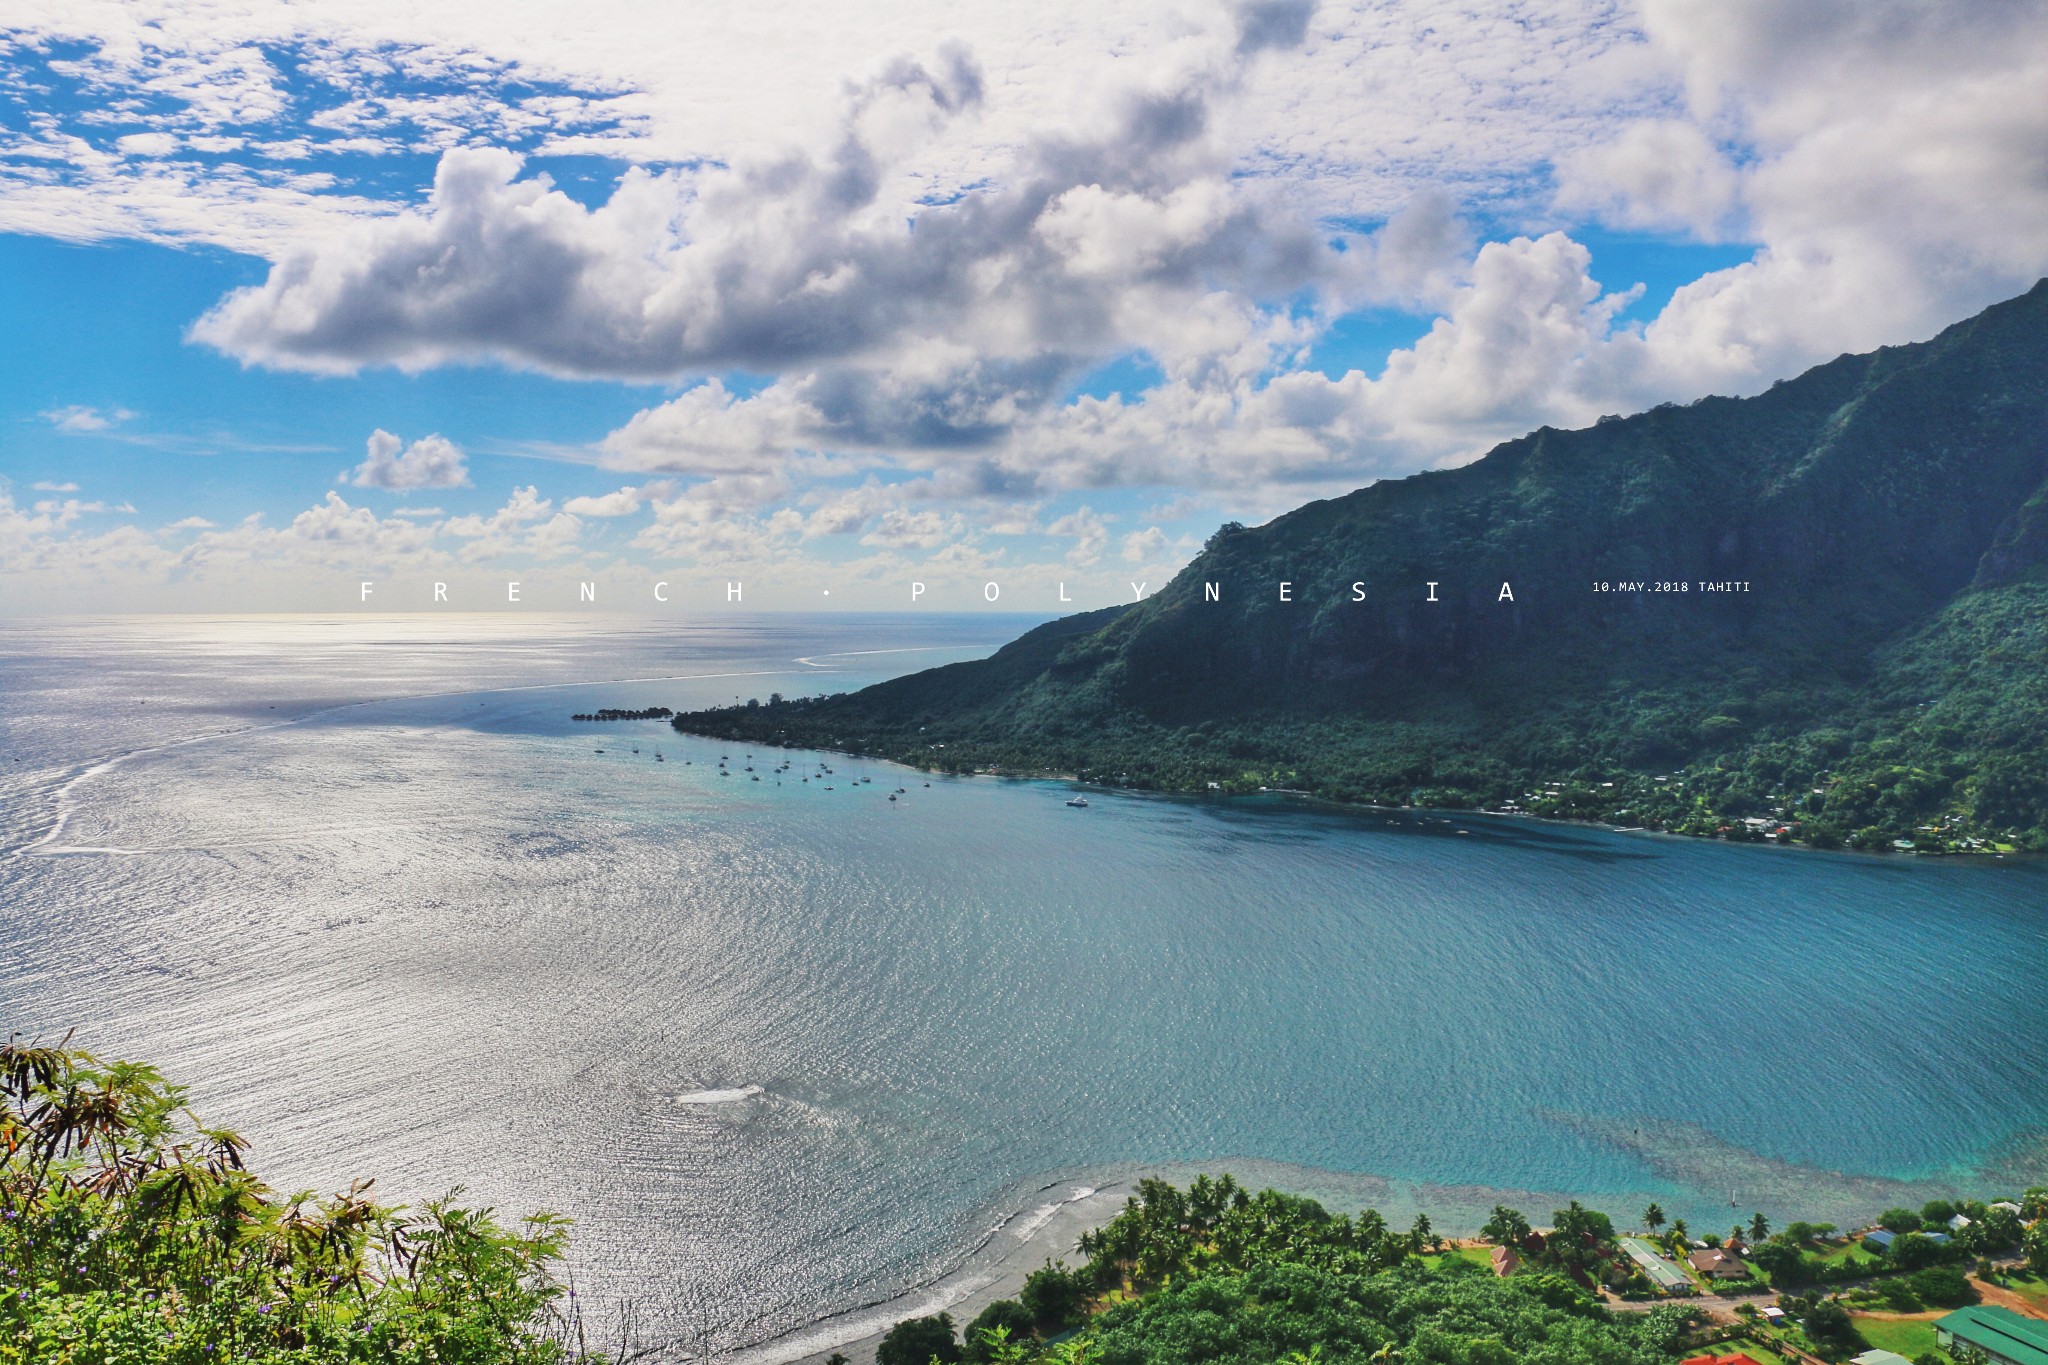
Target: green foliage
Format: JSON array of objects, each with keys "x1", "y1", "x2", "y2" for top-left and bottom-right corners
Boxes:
[
  {"x1": 963, "y1": 1302, "x2": 1037, "y2": 1364},
  {"x1": 1889, "y1": 1233, "x2": 1947, "y2": 1271},
  {"x1": 1798, "y1": 1297, "x2": 1858, "y2": 1353},
  {"x1": 1018, "y1": 1262, "x2": 1089, "y2": 1331},
  {"x1": 2027, "y1": 1219, "x2": 2048, "y2": 1277},
  {"x1": 0, "y1": 1038, "x2": 585, "y2": 1365},
  {"x1": 1083, "y1": 1260, "x2": 1688, "y2": 1365},
  {"x1": 1908, "y1": 1266, "x2": 1973, "y2": 1307},
  {"x1": 1481, "y1": 1207, "x2": 1531, "y2": 1247},
  {"x1": 1879, "y1": 1208, "x2": 1924, "y2": 1233},
  {"x1": 675, "y1": 284, "x2": 2048, "y2": 854},
  {"x1": 878, "y1": 1314, "x2": 961, "y2": 1365}
]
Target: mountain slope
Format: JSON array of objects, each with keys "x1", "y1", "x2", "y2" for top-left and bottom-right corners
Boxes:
[{"x1": 678, "y1": 280, "x2": 2048, "y2": 851}]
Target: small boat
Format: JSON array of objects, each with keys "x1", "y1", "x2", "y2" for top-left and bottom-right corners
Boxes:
[
  {"x1": 1066, "y1": 796, "x2": 1089, "y2": 808},
  {"x1": 888, "y1": 794, "x2": 897, "y2": 802},
  {"x1": 595, "y1": 749, "x2": 606, "y2": 754}
]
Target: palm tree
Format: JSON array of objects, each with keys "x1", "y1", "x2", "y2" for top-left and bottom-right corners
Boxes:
[
  {"x1": 1749, "y1": 1212, "x2": 1770, "y2": 1244},
  {"x1": 1644, "y1": 1203, "x2": 1666, "y2": 1235}
]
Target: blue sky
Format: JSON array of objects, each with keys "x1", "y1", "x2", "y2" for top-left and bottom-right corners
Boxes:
[{"x1": 2, "y1": 0, "x2": 2043, "y2": 611}]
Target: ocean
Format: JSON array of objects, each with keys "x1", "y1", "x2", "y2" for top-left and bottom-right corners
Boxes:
[{"x1": 3, "y1": 614, "x2": 2045, "y2": 1356}]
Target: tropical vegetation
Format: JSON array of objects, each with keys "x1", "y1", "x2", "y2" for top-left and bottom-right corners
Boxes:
[
  {"x1": 0, "y1": 1037, "x2": 595, "y2": 1365},
  {"x1": 875, "y1": 1178, "x2": 1694, "y2": 1365},
  {"x1": 677, "y1": 280, "x2": 2048, "y2": 855}
]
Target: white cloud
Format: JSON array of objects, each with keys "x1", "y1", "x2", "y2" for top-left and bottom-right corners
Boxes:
[
  {"x1": 1046, "y1": 506, "x2": 1110, "y2": 566},
  {"x1": 443, "y1": 485, "x2": 582, "y2": 561},
  {"x1": 348, "y1": 428, "x2": 469, "y2": 489},
  {"x1": 1553, "y1": 119, "x2": 1740, "y2": 237},
  {"x1": 164, "y1": 516, "x2": 216, "y2": 530},
  {"x1": 1551, "y1": 0, "x2": 2048, "y2": 393},
  {"x1": 7, "y1": 0, "x2": 2048, "y2": 611},
  {"x1": 42, "y1": 405, "x2": 134, "y2": 433},
  {"x1": 31, "y1": 481, "x2": 80, "y2": 492},
  {"x1": 1121, "y1": 526, "x2": 1169, "y2": 562},
  {"x1": 562, "y1": 484, "x2": 664, "y2": 517}
]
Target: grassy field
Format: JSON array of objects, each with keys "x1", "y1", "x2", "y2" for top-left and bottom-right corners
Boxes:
[
  {"x1": 2000, "y1": 1272, "x2": 2048, "y2": 1313},
  {"x1": 1852, "y1": 1313, "x2": 1946, "y2": 1361},
  {"x1": 1718, "y1": 1335, "x2": 1797, "y2": 1364},
  {"x1": 1422, "y1": 1245, "x2": 1497, "y2": 1272},
  {"x1": 1815, "y1": 1239, "x2": 1880, "y2": 1267}
]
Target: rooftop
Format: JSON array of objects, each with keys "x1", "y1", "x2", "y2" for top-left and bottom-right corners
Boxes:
[{"x1": 1937, "y1": 1306, "x2": 2048, "y2": 1365}]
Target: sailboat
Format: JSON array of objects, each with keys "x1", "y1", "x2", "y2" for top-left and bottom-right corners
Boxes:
[{"x1": 1066, "y1": 795, "x2": 1089, "y2": 808}]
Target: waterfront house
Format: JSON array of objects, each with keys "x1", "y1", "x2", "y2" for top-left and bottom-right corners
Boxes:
[
  {"x1": 1687, "y1": 1246, "x2": 1752, "y2": 1280},
  {"x1": 1949, "y1": 1213, "x2": 1974, "y2": 1231},
  {"x1": 1993, "y1": 1201, "x2": 2023, "y2": 1216},
  {"x1": 1864, "y1": 1229, "x2": 1897, "y2": 1252},
  {"x1": 1491, "y1": 1245, "x2": 1519, "y2": 1277},
  {"x1": 1618, "y1": 1236, "x2": 1692, "y2": 1294},
  {"x1": 1935, "y1": 1306, "x2": 2048, "y2": 1365}
]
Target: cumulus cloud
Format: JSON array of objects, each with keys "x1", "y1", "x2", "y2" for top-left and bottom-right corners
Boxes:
[
  {"x1": 1553, "y1": 120, "x2": 1740, "y2": 237},
  {"x1": 348, "y1": 428, "x2": 470, "y2": 488},
  {"x1": 42, "y1": 405, "x2": 134, "y2": 433},
  {"x1": 188, "y1": 25, "x2": 1421, "y2": 411},
  {"x1": 11, "y1": 0, "x2": 2048, "y2": 610},
  {"x1": 562, "y1": 482, "x2": 671, "y2": 516},
  {"x1": 1047, "y1": 506, "x2": 1110, "y2": 565},
  {"x1": 1554, "y1": 0, "x2": 2048, "y2": 391},
  {"x1": 31, "y1": 481, "x2": 81, "y2": 493},
  {"x1": 443, "y1": 485, "x2": 582, "y2": 560}
]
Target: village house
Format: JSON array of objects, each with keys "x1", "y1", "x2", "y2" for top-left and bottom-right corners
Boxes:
[{"x1": 1687, "y1": 1245, "x2": 1752, "y2": 1280}]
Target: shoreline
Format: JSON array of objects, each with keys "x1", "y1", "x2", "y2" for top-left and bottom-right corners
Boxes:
[
  {"x1": 721, "y1": 1178, "x2": 1129, "y2": 1365},
  {"x1": 676, "y1": 1130, "x2": 2048, "y2": 1365},
  {"x1": 664, "y1": 726, "x2": 2031, "y2": 864}
]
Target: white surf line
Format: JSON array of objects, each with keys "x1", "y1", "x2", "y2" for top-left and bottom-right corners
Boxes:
[
  {"x1": 793, "y1": 644, "x2": 994, "y2": 668},
  {"x1": 8, "y1": 665, "x2": 801, "y2": 861},
  {"x1": 718, "y1": 1181, "x2": 1110, "y2": 1365}
]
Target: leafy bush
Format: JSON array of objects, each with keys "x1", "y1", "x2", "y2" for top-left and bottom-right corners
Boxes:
[
  {"x1": 1909, "y1": 1266, "x2": 1973, "y2": 1307},
  {"x1": 1020, "y1": 1261, "x2": 1090, "y2": 1331},
  {"x1": 878, "y1": 1314, "x2": 961, "y2": 1365},
  {"x1": 963, "y1": 1301, "x2": 1037, "y2": 1362},
  {"x1": 0, "y1": 1039, "x2": 585, "y2": 1365}
]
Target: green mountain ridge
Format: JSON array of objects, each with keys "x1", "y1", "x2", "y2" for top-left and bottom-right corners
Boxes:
[{"x1": 677, "y1": 280, "x2": 2048, "y2": 852}]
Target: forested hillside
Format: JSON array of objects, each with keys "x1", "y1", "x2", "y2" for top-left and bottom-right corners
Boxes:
[{"x1": 679, "y1": 281, "x2": 2048, "y2": 852}]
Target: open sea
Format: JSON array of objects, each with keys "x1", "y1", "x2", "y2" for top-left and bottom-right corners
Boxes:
[{"x1": 3, "y1": 614, "x2": 2045, "y2": 1355}]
